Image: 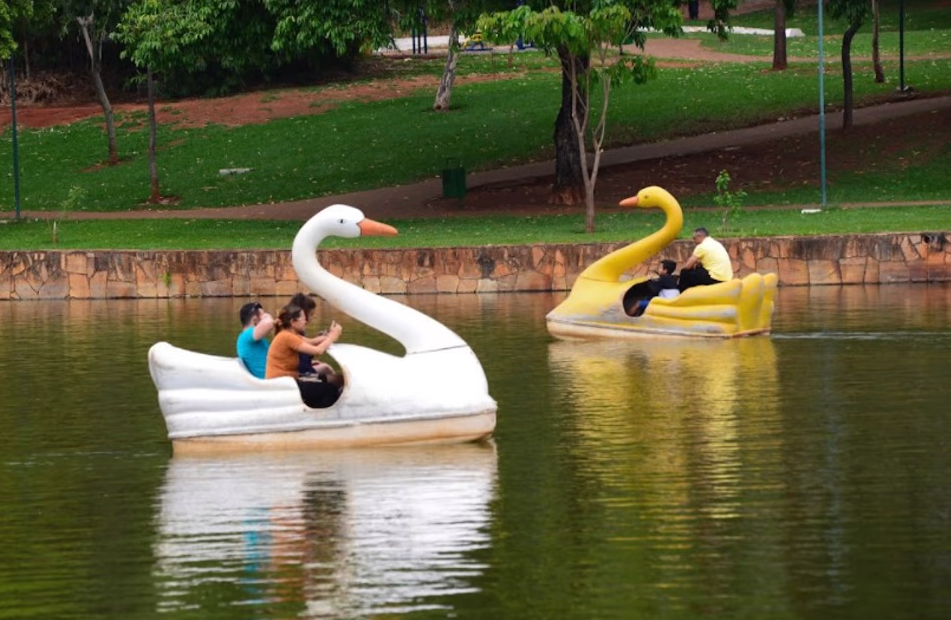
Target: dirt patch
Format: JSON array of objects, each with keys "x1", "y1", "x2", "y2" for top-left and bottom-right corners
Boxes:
[{"x1": 0, "y1": 72, "x2": 520, "y2": 130}]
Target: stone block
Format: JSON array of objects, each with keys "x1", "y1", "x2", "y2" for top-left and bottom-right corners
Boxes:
[
  {"x1": 778, "y1": 258, "x2": 809, "y2": 285},
  {"x1": 476, "y1": 279, "x2": 499, "y2": 293},
  {"x1": 908, "y1": 263, "x2": 929, "y2": 282},
  {"x1": 362, "y1": 276, "x2": 382, "y2": 294},
  {"x1": 231, "y1": 277, "x2": 251, "y2": 297},
  {"x1": 879, "y1": 261, "x2": 909, "y2": 283},
  {"x1": 65, "y1": 252, "x2": 91, "y2": 275},
  {"x1": 458, "y1": 254, "x2": 484, "y2": 279},
  {"x1": 863, "y1": 258, "x2": 880, "y2": 284},
  {"x1": 839, "y1": 258, "x2": 867, "y2": 284},
  {"x1": 184, "y1": 280, "x2": 202, "y2": 297},
  {"x1": 493, "y1": 261, "x2": 513, "y2": 277},
  {"x1": 900, "y1": 236, "x2": 921, "y2": 262},
  {"x1": 106, "y1": 280, "x2": 138, "y2": 298},
  {"x1": 739, "y1": 246, "x2": 758, "y2": 271},
  {"x1": 436, "y1": 275, "x2": 459, "y2": 293},
  {"x1": 408, "y1": 275, "x2": 438, "y2": 294},
  {"x1": 274, "y1": 280, "x2": 299, "y2": 296},
  {"x1": 0, "y1": 274, "x2": 12, "y2": 299},
  {"x1": 514, "y1": 271, "x2": 550, "y2": 292},
  {"x1": 756, "y1": 257, "x2": 779, "y2": 275},
  {"x1": 532, "y1": 246, "x2": 546, "y2": 268},
  {"x1": 496, "y1": 274, "x2": 518, "y2": 292},
  {"x1": 200, "y1": 279, "x2": 233, "y2": 297},
  {"x1": 379, "y1": 276, "x2": 407, "y2": 295},
  {"x1": 457, "y1": 278, "x2": 478, "y2": 293},
  {"x1": 807, "y1": 260, "x2": 841, "y2": 285},
  {"x1": 249, "y1": 277, "x2": 276, "y2": 296},
  {"x1": 165, "y1": 273, "x2": 186, "y2": 298}
]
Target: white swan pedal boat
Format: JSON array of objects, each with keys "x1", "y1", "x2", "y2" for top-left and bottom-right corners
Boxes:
[{"x1": 148, "y1": 205, "x2": 497, "y2": 453}]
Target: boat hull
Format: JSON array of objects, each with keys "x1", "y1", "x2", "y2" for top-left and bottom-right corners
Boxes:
[
  {"x1": 149, "y1": 341, "x2": 498, "y2": 453},
  {"x1": 547, "y1": 272, "x2": 778, "y2": 340},
  {"x1": 170, "y1": 409, "x2": 496, "y2": 454}
]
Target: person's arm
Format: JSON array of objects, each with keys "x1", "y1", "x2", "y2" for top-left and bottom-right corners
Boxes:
[
  {"x1": 303, "y1": 333, "x2": 329, "y2": 346},
  {"x1": 295, "y1": 322, "x2": 342, "y2": 356},
  {"x1": 681, "y1": 254, "x2": 699, "y2": 271},
  {"x1": 252, "y1": 313, "x2": 274, "y2": 341}
]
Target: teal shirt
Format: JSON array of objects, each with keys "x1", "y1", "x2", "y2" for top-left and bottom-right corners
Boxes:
[{"x1": 236, "y1": 326, "x2": 269, "y2": 378}]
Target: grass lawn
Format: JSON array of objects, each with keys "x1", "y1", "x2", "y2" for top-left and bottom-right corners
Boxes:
[
  {"x1": 0, "y1": 0, "x2": 948, "y2": 252},
  {"x1": 2, "y1": 204, "x2": 948, "y2": 251}
]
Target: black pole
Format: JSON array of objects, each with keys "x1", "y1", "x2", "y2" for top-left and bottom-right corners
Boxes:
[
  {"x1": 422, "y1": 9, "x2": 428, "y2": 54},
  {"x1": 899, "y1": 0, "x2": 906, "y2": 91},
  {"x1": 9, "y1": 55, "x2": 21, "y2": 220}
]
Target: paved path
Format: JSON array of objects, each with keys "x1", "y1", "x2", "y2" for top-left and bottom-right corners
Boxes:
[{"x1": 8, "y1": 94, "x2": 945, "y2": 222}]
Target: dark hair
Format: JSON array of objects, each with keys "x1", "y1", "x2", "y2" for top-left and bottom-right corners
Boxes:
[
  {"x1": 239, "y1": 302, "x2": 262, "y2": 326},
  {"x1": 290, "y1": 292, "x2": 317, "y2": 318},
  {"x1": 661, "y1": 259, "x2": 677, "y2": 274},
  {"x1": 275, "y1": 304, "x2": 304, "y2": 334},
  {"x1": 693, "y1": 227, "x2": 709, "y2": 237}
]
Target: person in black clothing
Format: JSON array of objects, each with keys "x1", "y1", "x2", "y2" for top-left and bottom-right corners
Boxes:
[
  {"x1": 289, "y1": 292, "x2": 343, "y2": 388},
  {"x1": 632, "y1": 259, "x2": 680, "y2": 317}
]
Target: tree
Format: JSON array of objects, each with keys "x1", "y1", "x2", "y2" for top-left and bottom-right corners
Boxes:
[
  {"x1": 871, "y1": 0, "x2": 885, "y2": 83},
  {"x1": 390, "y1": 0, "x2": 510, "y2": 112},
  {"x1": 60, "y1": 1, "x2": 132, "y2": 165},
  {"x1": 116, "y1": 0, "x2": 213, "y2": 203},
  {"x1": 772, "y1": 0, "x2": 796, "y2": 71},
  {"x1": 0, "y1": 1, "x2": 22, "y2": 60},
  {"x1": 265, "y1": 0, "x2": 393, "y2": 58},
  {"x1": 828, "y1": 0, "x2": 869, "y2": 129},
  {"x1": 481, "y1": 3, "x2": 675, "y2": 232},
  {"x1": 1, "y1": 1, "x2": 35, "y2": 60}
]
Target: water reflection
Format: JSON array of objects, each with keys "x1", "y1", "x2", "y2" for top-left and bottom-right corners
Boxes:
[
  {"x1": 153, "y1": 443, "x2": 497, "y2": 619},
  {"x1": 547, "y1": 336, "x2": 785, "y2": 608}
]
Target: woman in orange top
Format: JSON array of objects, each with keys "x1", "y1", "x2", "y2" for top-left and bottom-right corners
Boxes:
[{"x1": 266, "y1": 303, "x2": 344, "y2": 408}]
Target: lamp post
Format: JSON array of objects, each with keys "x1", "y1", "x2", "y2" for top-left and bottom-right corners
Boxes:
[
  {"x1": 8, "y1": 55, "x2": 21, "y2": 220},
  {"x1": 817, "y1": 0, "x2": 827, "y2": 209},
  {"x1": 899, "y1": 0, "x2": 908, "y2": 92}
]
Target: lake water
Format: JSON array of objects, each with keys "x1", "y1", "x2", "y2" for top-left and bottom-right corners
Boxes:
[{"x1": 1, "y1": 285, "x2": 950, "y2": 620}]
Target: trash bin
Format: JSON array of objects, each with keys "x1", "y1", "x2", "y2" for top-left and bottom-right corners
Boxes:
[{"x1": 441, "y1": 158, "x2": 466, "y2": 199}]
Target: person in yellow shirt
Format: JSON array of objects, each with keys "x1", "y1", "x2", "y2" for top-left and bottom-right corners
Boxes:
[{"x1": 678, "y1": 227, "x2": 733, "y2": 291}]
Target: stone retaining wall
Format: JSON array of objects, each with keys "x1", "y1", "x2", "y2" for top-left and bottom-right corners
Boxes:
[{"x1": 1, "y1": 232, "x2": 948, "y2": 300}]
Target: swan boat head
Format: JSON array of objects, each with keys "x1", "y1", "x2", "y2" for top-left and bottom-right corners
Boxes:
[
  {"x1": 546, "y1": 186, "x2": 777, "y2": 340},
  {"x1": 148, "y1": 204, "x2": 497, "y2": 451}
]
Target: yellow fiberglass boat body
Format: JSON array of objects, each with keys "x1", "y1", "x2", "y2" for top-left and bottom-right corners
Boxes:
[{"x1": 546, "y1": 186, "x2": 777, "y2": 340}]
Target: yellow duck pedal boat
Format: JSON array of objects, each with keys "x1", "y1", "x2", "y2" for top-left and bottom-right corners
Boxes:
[{"x1": 546, "y1": 186, "x2": 778, "y2": 340}]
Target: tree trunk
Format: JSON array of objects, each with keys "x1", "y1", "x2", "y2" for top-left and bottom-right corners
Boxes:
[
  {"x1": 77, "y1": 15, "x2": 119, "y2": 165},
  {"x1": 550, "y1": 46, "x2": 587, "y2": 206},
  {"x1": 433, "y1": 25, "x2": 459, "y2": 111},
  {"x1": 21, "y1": 33, "x2": 30, "y2": 80},
  {"x1": 871, "y1": 0, "x2": 885, "y2": 83},
  {"x1": 772, "y1": 0, "x2": 787, "y2": 71},
  {"x1": 147, "y1": 65, "x2": 161, "y2": 203},
  {"x1": 841, "y1": 20, "x2": 861, "y2": 130}
]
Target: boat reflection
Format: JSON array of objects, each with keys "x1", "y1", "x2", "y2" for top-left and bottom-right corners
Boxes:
[
  {"x1": 548, "y1": 337, "x2": 780, "y2": 523},
  {"x1": 153, "y1": 443, "x2": 498, "y2": 619}
]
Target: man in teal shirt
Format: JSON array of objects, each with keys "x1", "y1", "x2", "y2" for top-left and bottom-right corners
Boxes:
[{"x1": 236, "y1": 302, "x2": 274, "y2": 378}]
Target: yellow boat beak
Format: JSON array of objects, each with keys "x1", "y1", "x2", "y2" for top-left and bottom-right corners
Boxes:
[{"x1": 619, "y1": 196, "x2": 639, "y2": 208}]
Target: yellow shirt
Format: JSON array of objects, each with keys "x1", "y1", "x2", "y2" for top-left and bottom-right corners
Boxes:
[
  {"x1": 265, "y1": 330, "x2": 303, "y2": 379},
  {"x1": 694, "y1": 236, "x2": 733, "y2": 282}
]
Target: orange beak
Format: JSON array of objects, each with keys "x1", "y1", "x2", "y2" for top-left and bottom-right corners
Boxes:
[
  {"x1": 358, "y1": 218, "x2": 398, "y2": 237},
  {"x1": 619, "y1": 196, "x2": 639, "y2": 208}
]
